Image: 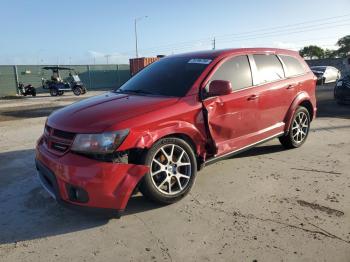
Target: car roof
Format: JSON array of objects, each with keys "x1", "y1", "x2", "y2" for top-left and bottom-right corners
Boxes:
[{"x1": 168, "y1": 48, "x2": 300, "y2": 59}]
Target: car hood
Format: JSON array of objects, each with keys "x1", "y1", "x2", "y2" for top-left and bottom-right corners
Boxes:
[{"x1": 47, "y1": 92, "x2": 179, "y2": 133}]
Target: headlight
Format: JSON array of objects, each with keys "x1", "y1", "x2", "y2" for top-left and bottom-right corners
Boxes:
[
  {"x1": 71, "y1": 129, "x2": 129, "y2": 154},
  {"x1": 336, "y1": 80, "x2": 343, "y2": 87}
]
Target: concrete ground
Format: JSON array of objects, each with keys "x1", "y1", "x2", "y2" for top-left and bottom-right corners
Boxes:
[{"x1": 0, "y1": 85, "x2": 349, "y2": 262}]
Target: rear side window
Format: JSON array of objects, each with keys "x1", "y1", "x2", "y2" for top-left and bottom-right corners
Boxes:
[
  {"x1": 209, "y1": 55, "x2": 252, "y2": 91},
  {"x1": 253, "y1": 54, "x2": 284, "y2": 84},
  {"x1": 279, "y1": 55, "x2": 306, "y2": 77}
]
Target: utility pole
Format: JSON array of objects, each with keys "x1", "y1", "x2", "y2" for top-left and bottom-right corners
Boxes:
[
  {"x1": 212, "y1": 37, "x2": 216, "y2": 50},
  {"x1": 134, "y1": 16, "x2": 148, "y2": 58},
  {"x1": 105, "y1": 54, "x2": 111, "y2": 64}
]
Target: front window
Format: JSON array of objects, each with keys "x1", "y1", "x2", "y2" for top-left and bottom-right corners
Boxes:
[
  {"x1": 116, "y1": 57, "x2": 211, "y2": 97},
  {"x1": 207, "y1": 55, "x2": 253, "y2": 91}
]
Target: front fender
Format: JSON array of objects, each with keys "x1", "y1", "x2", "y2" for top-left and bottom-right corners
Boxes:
[
  {"x1": 284, "y1": 91, "x2": 313, "y2": 133},
  {"x1": 119, "y1": 121, "x2": 207, "y2": 157}
]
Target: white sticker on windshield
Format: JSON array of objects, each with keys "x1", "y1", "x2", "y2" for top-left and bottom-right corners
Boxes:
[{"x1": 188, "y1": 58, "x2": 212, "y2": 64}]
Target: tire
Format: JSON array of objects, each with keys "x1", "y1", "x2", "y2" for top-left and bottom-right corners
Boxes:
[
  {"x1": 32, "y1": 89, "x2": 36, "y2": 97},
  {"x1": 279, "y1": 106, "x2": 310, "y2": 149},
  {"x1": 50, "y1": 88, "x2": 58, "y2": 96},
  {"x1": 139, "y1": 137, "x2": 197, "y2": 204},
  {"x1": 73, "y1": 87, "x2": 81, "y2": 96}
]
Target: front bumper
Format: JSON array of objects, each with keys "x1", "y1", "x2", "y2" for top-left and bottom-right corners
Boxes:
[{"x1": 35, "y1": 143, "x2": 149, "y2": 213}]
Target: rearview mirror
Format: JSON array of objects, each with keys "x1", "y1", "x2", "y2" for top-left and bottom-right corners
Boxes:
[{"x1": 207, "y1": 80, "x2": 232, "y2": 97}]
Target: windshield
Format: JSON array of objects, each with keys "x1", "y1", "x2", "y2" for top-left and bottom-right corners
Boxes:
[
  {"x1": 311, "y1": 67, "x2": 326, "y2": 72},
  {"x1": 72, "y1": 75, "x2": 80, "y2": 82},
  {"x1": 117, "y1": 57, "x2": 211, "y2": 97}
]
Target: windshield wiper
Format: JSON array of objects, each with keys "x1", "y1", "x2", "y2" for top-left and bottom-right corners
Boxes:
[{"x1": 116, "y1": 89, "x2": 155, "y2": 95}]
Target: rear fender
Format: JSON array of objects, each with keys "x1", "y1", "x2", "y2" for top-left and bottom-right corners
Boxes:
[{"x1": 284, "y1": 91, "x2": 312, "y2": 133}]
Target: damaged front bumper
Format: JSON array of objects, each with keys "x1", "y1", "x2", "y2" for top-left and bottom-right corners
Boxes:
[{"x1": 35, "y1": 143, "x2": 149, "y2": 216}]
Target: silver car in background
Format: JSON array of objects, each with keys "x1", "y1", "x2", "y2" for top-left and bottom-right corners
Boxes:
[{"x1": 311, "y1": 66, "x2": 341, "y2": 85}]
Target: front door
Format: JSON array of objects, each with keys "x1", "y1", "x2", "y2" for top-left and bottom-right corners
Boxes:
[{"x1": 202, "y1": 55, "x2": 259, "y2": 156}]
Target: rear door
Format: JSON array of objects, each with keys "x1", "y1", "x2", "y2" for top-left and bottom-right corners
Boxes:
[
  {"x1": 250, "y1": 54, "x2": 287, "y2": 133},
  {"x1": 202, "y1": 55, "x2": 259, "y2": 156}
]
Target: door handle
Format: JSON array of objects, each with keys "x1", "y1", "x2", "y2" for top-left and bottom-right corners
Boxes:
[{"x1": 247, "y1": 94, "x2": 259, "y2": 101}]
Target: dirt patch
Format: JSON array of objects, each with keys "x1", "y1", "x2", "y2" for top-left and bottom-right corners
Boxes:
[{"x1": 297, "y1": 200, "x2": 344, "y2": 217}]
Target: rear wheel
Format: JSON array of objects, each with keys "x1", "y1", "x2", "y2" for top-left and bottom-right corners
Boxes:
[
  {"x1": 279, "y1": 106, "x2": 310, "y2": 149},
  {"x1": 139, "y1": 137, "x2": 197, "y2": 204}
]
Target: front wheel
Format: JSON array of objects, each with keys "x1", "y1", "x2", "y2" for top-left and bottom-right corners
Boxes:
[
  {"x1": 279, "y1": 106, "x2": 310, "y2": 149},
  {"x1": 50, "y1": 88, "x2": 58, "y2": 96},
  {"x1": 73, "y1": 87, "x2": 82, "y2": 96},
  {"x1": 139, "y1": 137, "x2": 197, "y2": 204}
]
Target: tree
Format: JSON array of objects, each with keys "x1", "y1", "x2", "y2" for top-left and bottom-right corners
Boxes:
[
  {"x1": 299, "y1": 45, "x2": 324, "y2": 59},
  {"x1": 336, "y1": 35, "x2": 350, "y2": 57},
  {"x1": 324, "y1": 48, "x2": 337, "y2": 58}
]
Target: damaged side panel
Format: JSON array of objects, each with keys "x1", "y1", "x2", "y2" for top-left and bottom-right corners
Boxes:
[{"x1": 202, "y1": 90, "x2": 258, "y2": 157}]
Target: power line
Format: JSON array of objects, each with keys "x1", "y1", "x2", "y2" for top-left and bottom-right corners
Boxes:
[
  {"x1": 141, "y1": 22, "x2": 350, "y2": 55},
  {"x1": 119, "y1": 13, "x2": 350, "y2": 55}
]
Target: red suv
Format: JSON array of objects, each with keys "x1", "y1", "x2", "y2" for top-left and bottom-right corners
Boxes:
[{"x1": 36, "y1": 48, "x2": 317, "y2": 216}]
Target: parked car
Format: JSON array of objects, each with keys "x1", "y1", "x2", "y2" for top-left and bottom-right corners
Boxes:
[
  {"x1": 35, "y1": 48, "x2": 317, "y2": 217},
  {"x1": 311, "y1": 66, "x2": 341, "y2": 85},
  {"x1": 41, "y1": 67, "x2": 87, "y2": 96},
  {"x1": 334, "y1": 74, "x2": 350, "y2": 104}
]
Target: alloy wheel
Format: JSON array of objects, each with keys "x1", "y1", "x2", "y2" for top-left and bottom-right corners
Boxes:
[
  {"x1": 150, "y1": 144, "x2": 192, "y2": 195},
  {"x1": 291, "y1": 111, "x2": 309, "y2": 143}
]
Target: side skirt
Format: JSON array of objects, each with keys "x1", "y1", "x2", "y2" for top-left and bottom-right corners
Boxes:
[{"x1": 204, "y1": 132, "x2": 285, "y2": 166}]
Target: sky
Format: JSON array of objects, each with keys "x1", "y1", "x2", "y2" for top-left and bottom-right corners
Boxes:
[{"x1": 0, "y1": 0, "x2": 349, "y2": 65}]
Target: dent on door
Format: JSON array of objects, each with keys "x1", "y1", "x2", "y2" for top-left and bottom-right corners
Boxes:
[{"x1": 203, "y1": 96, "x2": 243, "y2": 155}]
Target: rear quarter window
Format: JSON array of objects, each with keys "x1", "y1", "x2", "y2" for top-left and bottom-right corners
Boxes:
[{"x1": 279, "y1": 55, "x2": 306, "y2": 77}]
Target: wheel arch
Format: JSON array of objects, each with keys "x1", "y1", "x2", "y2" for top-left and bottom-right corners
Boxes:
[
  {"x1": 161, "y1": 133, "x2": 205, "y2": 170},
  {"x1": 124, "y1": 128, "x2": 206, "y2": 171},
  {"x1": 299, "y1": 100, "x2": 314, "y2": 120},
  {"x1": 284, "y1": 92, "x2": 314, "y2": 133}
]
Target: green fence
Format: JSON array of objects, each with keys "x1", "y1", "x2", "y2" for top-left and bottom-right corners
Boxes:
[{"x1": 0, "y1": 64, "x2": 130, "y2": 97}]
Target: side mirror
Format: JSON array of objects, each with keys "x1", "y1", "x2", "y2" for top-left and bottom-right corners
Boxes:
[{"x1": 207, "y1": 80, "x2": 232, "y2": 97}]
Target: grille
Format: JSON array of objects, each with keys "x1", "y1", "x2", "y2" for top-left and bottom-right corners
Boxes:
[
  {"x1": 52, "y1": 129, "x2": 76, "y2": 140},
  {"x1": 44, "y1": 125, "x2": 76, "y2": 154}
]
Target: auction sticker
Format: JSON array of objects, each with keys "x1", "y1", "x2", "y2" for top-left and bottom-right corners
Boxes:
[{"x1": 188, "y1": 59, "x2": 212, "y2": 64}]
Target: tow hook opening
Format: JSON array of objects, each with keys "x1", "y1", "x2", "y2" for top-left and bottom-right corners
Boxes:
[{"x1": 65, "y1": 184, "x2": 89, "y2": 203}]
